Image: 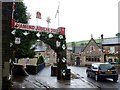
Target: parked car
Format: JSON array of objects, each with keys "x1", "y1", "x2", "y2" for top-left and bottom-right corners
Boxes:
[{"x1": 86, "y1": 63, "x2": 118, "y2": 82}]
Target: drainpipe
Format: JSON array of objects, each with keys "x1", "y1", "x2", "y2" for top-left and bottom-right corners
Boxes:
[
  {"x1": 101, "y1": 34, "x2": 103, "y2": 62},
  {"x1": 72, "y1": 42, "x2": 75, "y2": 64},
  {"x1": 101, "y1": 34, "x2": 103, "y2": 52}
]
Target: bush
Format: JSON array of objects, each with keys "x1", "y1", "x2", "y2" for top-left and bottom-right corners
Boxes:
[{"x1": 37, "y1": 55, "x2": 44, "y2": 65}]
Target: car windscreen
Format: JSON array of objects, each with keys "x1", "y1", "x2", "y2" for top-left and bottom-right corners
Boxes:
[{"x1": 99, "y1": 64, "x2": 113, "y2": 70}]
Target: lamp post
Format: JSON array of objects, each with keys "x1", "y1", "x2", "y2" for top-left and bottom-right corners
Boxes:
[
  {"x1": 46, "y1": 16, "x2": 51, "y2": 28},
  {"x1": 101, "y1": 34, "x2": 106, "y2": 62},
  {"x1": 101, "y1": 34, "x2": 103, "y2": 52}
]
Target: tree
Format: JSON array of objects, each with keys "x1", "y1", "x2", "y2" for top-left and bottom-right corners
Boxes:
[
  {"x1": 11, "y1": 2, "x2": 36, "y2": 59},
  {"x1": 14, "y1": 2, "x2": 28, "y2": 23},
  {"x1": 37, "y1": 55, "x2": 45, "y2": 65}
]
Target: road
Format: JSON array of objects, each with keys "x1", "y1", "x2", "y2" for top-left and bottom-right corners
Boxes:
[
  {"x1": 12, "y1": 75, "x2": 50, "y2": 89},
  {"x1": 12, "y1": 65, "x2": 119, "y2": 89},
  {"x1": 68, "y1": 66, "x2": 120, "y2": 90},
  {"x1": 12, "y1": 66, "x2": 98, "y2": 89}
]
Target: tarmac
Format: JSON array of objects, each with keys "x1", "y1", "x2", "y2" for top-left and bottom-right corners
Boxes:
[{"x1": 12, "y1": 65, "x2": 99, "y2": 90}]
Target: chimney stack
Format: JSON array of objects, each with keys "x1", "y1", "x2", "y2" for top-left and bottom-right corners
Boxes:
[{"x1": 101, "y1": 34, "x2": 103, "y2": 40}]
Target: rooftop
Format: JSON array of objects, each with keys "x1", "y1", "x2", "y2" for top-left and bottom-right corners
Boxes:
[
  {"x1": 102, "y1": 37, "x2": 120, "y2": 45},
  {"x1": 67, "y1": 37, "x2": 120, "y2": 47}
]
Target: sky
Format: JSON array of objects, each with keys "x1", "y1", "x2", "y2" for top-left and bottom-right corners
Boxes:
[{"x1": 23, "y1": 0, "x2": 120, "y2": 42}]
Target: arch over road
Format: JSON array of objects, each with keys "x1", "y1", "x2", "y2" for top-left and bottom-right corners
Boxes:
[{"x1": 12, "y1": 21, "x2": 68, "y2": 80}]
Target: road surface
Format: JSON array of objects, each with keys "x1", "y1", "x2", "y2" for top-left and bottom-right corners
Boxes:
[{"x1": 68, "y1": 66, "x2": 120, "y2": 90}]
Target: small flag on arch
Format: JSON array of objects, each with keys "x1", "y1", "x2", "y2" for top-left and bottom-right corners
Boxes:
[
  {"x1": 55, "y1": 1, "x2": 60, "y2": 18},
  {"x1": 36, "y1": 11, "x2": 41, "y2": 19}
]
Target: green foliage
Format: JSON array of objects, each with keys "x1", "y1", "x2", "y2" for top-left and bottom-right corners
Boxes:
[
  {"x1": 14, "y1": 2, "x2": 28, "y2": 23},
  {"x1": 38, "y1": 32, "x2": 66, "y2": 52},
  {"x1": 11, "y1": 2, "x2": 36, "y2": 58},
  {"x1": 37, "y1": 55, "x2": 45, "y2": 65},
  {"x1": 13, "y1": 30, "x2": 37, "y2": 58},
  {"x1": 67, "y1": 39, "x2": 100, "y2": 47}
]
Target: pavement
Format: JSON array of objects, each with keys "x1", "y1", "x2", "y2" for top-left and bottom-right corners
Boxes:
[{"x1": 12, "y1": 65, "x2": 99, "y2": 89}]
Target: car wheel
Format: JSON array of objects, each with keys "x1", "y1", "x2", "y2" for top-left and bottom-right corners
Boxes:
[
  {"x1": 113, "y1": 79, "x2": 118, "y2": 82},
  {"x1": 95, "y1": 74, "x2": 99, "y2": 81}
]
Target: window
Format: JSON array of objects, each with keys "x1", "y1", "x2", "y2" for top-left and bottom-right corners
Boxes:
[
  {"x1": 97, "y1": 58, "x2": 100, "y2": 62},
  {"x1": 94, "y1": 57, "x2": 96, "y2": 62},
  {"x1": 99, "y1": 64, "x2": 112, "y2": 70},
  {"x1": 114, "y1": 57, "x2": 118, "y2": 62},
  {"x1": 87, "y1": 56, "x2": 100, "y2": 62},
  {"x1": 92, "y1": 57, "x2": 94, "y2": 62},
  {"x1": 90, "y1": 46, "x2": 94, "y2": 52},
  {"x1": 86, "y1": 57, "x2": 88, "y2": 61}
]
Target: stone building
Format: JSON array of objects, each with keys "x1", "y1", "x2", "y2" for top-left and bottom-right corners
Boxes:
[
  {"x1": 67, "y1": 36, "x2": 120, "y2": 66},
  {"x1": 80, "y1": 37, "x2": 104, "y2": 66},
  {"x1": 102, "y1": 37, "x2": 120, "y2": 63},
  {"x1": 34, "y1": 41, "x2": 57, "y2": 65}
]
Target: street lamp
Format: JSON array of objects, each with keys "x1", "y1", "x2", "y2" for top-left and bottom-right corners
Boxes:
[{"x1": 46, "y1": 16, "x2": 51, "y2": 28}]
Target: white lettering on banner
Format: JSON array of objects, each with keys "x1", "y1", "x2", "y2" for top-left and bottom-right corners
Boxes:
[
  {"x1": 14, "y1": 22, "x2": 59, "y2": 34},
  {"x1": 15, "y1": 23, "x2": 35, "y2": 31}
]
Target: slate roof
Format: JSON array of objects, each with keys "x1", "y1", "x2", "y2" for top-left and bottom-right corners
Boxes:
[
  {"x1": 31, "y1": 42, "x2": 47, "y2": 52},
  {"x1": 34, "y1": 45, "x2": 46, "y2": 52},
  {"x1": 67, "y1": 46, "x2": 72, "y2": 51},
  {"x1": 82, "y1": 38, "x2": 100, "y2": 52},
  {"x1": 102, "y1": 37, "x2": 120, "y2": 45}
]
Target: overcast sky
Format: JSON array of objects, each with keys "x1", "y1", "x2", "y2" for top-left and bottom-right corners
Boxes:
[{"x1": 23, "y1": 0, "x2": 120, "y2": 42}]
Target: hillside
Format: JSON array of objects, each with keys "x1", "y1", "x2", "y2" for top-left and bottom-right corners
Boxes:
[{"x1": 67, "y1": 39, "x2": 100, "y2": 47}]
